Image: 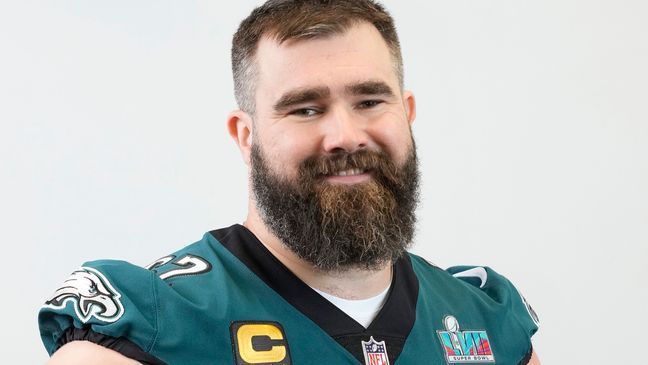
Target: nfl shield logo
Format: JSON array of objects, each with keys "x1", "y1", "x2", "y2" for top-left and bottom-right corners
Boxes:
[{"x1": 362, "y1": 336, "x2": 390, "y2": 365}]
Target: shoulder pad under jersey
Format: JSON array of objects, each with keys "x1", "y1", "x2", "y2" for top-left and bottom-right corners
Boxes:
[{"x1": 446, "y1": 265, "x2": 540, "y2": 337}]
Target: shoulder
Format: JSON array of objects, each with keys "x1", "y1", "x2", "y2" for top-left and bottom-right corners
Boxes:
[
  {"x1": 408, "y1": 254, "x2": 540, "y2": 335},
  {"x1": 38, "y1": 231, "x2": 225, "y2": 363},
  {"x1": 447, "y1": 264, "x2": 540, "y2": 331},
  {"x1": 39, "y1": 258, "x2": 164, "y2": 363},
  {"x1": 407, "y1": 255, "x2": 540, "y2": 363},
  {"x1": 40, "y1": 260, "x2": 153, "y2": 328}
]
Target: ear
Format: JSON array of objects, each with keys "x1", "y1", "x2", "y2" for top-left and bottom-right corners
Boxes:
[
  {"x1": 402, "y1": 90, "x2": 416, "y2": 125},
  {"x1": 227, "y1": 109, "x2": 254, "y2": 165}
]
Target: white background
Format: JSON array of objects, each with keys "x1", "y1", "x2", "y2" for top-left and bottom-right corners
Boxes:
[{"x1": 1, "y1": 0, "x2": 646, "y2": 363}]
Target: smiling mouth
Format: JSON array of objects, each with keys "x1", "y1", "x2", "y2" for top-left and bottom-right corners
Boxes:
[{"x1": 323, "y1": 168, "x2": 372, "y2": 184}]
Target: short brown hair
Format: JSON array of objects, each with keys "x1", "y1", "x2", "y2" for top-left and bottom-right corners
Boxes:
[{"x1": 232, "y1": 0, "x2": 403, "y2": 114}]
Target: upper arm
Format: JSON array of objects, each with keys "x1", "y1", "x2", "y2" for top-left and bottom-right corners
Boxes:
[{"x1": 47, "y1": 341, "x2": 141, "y2": 365}]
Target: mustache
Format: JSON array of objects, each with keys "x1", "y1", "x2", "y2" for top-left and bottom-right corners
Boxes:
[{"x1": 298, "y1": 149, "x2": 403, "y2": 185}]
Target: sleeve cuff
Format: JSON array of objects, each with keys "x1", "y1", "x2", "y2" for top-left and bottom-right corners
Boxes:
[{"x1": 55, "y1": 326, "x2": 167, "y2": 365}]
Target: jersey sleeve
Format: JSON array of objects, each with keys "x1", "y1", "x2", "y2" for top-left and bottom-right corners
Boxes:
[
  {"x1": 38, "y1": 260, "x2": 165, "y2": 364},
  {"x1": 445, "y1": 265, "x2": 540, "y2": 338}
]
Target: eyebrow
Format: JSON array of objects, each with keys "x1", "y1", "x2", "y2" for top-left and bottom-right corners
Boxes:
[
  {"x1": 345, "y1": 80, "x2": 395, "y2": 97},
  {"x1": 273, "y1": 87, "x2": 330, "y2": 111}
]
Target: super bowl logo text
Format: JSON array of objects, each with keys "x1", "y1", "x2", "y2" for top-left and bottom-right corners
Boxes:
[{"x1": 436, "y1": 316, "x2": 495, "y2": 363}]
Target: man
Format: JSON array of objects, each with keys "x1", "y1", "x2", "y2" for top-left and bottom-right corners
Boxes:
[{"x1": 39, "y1": 1, "x2": 540, "y2": 364}]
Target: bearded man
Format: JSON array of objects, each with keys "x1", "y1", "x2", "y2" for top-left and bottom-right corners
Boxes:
[{"x1": 39, "y1": 1, "x2": 540, "y2": 364}]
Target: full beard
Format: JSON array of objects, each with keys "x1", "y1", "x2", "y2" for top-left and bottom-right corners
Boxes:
[{"x1": 250, "y1": 144, "x2": 420, "y2": 272}]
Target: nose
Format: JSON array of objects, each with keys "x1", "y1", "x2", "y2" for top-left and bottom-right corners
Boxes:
[{"x1": 321, "y1": 107, "x2": 369, "y2": 154}]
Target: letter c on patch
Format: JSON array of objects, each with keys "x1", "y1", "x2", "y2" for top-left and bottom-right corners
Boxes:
[{"x1": 230, "y1": 321, "x2": 291, "y2": 364}]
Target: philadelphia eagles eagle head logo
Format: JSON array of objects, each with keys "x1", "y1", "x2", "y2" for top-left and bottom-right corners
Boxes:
[{"x1": 44, "y1": 267, "x2": 124, "y2": 323}]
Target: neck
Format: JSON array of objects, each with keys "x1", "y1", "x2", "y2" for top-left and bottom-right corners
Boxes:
[{"x1": 244, "y1": 204, "x2": 393, "y2": 300}]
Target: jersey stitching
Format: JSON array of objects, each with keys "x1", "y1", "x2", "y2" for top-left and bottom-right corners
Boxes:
[{"x1": 146, "y1": 269, "x2": 161, "y2": 353}]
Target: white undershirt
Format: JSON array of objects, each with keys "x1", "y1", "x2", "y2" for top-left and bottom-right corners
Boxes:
[{"x1": 312, "y1": 285, "x2": 391, "y2": 328}]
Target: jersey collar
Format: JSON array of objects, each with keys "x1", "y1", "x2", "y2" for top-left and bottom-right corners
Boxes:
[{"x1": 210, "y1": 224, "x2": 419, "y2": 363}]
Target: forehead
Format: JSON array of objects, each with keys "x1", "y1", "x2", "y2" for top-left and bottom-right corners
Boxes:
[{"x1": 254, "y1": 22, "x2": 399, "y2": 106}]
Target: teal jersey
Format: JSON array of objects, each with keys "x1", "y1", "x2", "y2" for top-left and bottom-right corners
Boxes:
[{"x1": 39, "y1": 225, "x2": 539, "y2": 365}]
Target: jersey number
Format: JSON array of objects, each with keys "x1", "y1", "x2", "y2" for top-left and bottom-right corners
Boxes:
[{"x1": 146, "y1": 254, "x2": 211, "y2": 280}]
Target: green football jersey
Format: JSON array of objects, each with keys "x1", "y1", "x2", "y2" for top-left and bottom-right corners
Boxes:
[{"x1": 39, "y1": 225, "x2": 539, "y2": 365}]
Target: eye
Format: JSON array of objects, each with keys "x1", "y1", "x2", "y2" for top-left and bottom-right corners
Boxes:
[
  {"x1": 289, "y1": 108, "x2": 321, "y2": 118},
  {"x1": 357, "y1": 100, "x2": 384, "y2": 109}
]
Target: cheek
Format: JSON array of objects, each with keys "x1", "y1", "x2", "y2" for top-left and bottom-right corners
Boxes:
[
  {"x1": 260, "y1": 127, "x2": 320, "y2": 174},
  {"x1": 369, "y1": 117, "x2": 413, "y2": 164}
]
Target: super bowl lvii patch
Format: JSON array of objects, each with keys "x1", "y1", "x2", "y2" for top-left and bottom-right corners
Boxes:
[{"x1": 437, "y1": 316, "x2": 495, "y2": 363}]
